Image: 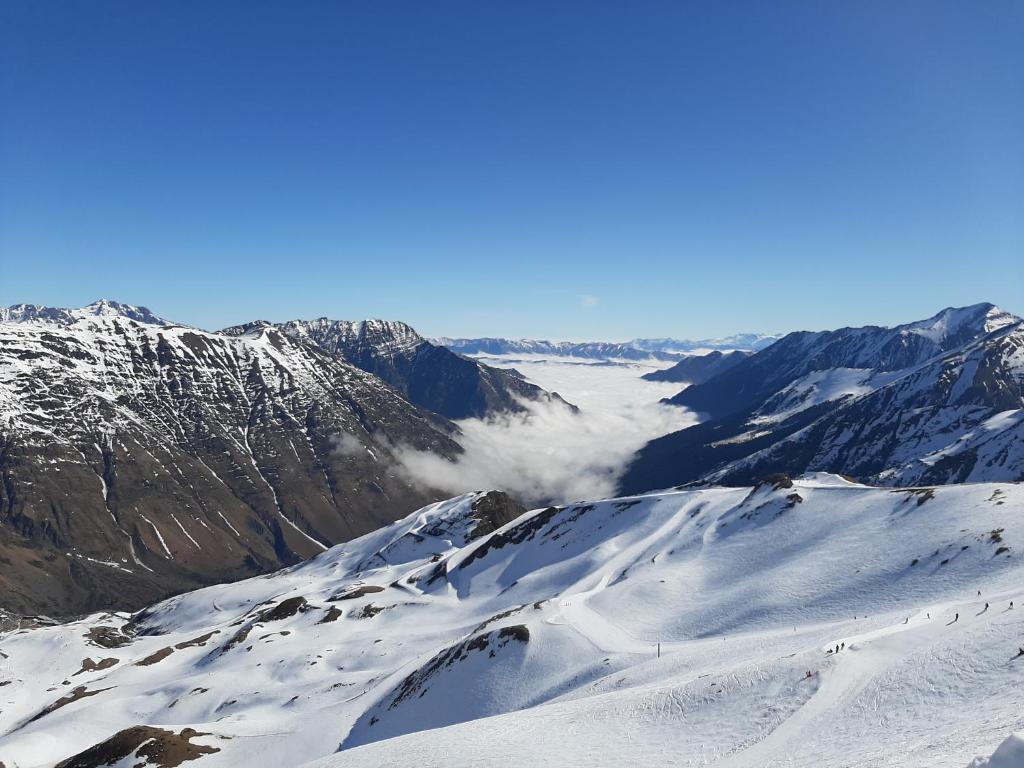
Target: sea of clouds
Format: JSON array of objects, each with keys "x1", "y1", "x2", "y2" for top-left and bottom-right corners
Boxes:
[{"x1": 394, "y1": 355, "x2": 698, "y2": 506}]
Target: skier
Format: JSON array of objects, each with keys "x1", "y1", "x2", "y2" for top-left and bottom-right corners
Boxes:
[
  {"x1": 1011, "y1": 601, "x2": 1014, "y2": 610},
  {"x1": 1015, "y1": 647, "x2": 1024, "y2": 660},
  {"x1": 984, "y1": 602, "x2": 989, "y2": 612},
  {"x1": 954, "y1": 612, "x2": 959, "y2": 623},
  {"x1": 841, "y1": 642, "x2": 845, "y2": 650}
]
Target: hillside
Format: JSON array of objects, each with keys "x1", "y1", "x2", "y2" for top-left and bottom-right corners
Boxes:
[
  {"x1": 2, "y1": 478, "x2": 1021, "y2": 767},
  {"x1": 0, "y1": 302, "x2": 461, "y2": 616}
]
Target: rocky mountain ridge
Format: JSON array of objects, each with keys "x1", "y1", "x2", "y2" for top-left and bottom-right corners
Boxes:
[
  {"x1": 0, "y1": 302, "x2": 467, "y2": 615},
  {"x1": 622, "y1": 303, "x2": 1024, "y2": 492}
]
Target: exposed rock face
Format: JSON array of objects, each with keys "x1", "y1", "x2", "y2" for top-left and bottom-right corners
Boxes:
[
  {"x1": 269, "y1": 318, "x2": 559, "y2": 419},
  {"x1": 622, "y1": 305, "x2": 1024, "y2": 493},
  {"x1": 0, "y1": 302, "x2": 462, "y2": 616},
  {"x1": 467, "y1": 490, "x2": 527, "y2": 540}
]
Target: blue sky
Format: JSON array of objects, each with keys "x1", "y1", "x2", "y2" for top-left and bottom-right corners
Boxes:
[{"x1": 1, "y1": 2, "x2": 1021, "y2": 340}]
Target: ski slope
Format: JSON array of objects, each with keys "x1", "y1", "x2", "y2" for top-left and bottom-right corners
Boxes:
[{"x1": 1, "y1": 477, "x2": 1022, "y2": 767}]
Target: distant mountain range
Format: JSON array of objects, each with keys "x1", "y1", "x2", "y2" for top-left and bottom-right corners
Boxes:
[
  {"x1": 0, "y1": 301, "x2": 562, "y2": 615},
  {"x1": 434, "y1": 333, "x2": 779, "y2": 361},
  {"x1": 621, "y1": 303, "x2": 1024, "y2": 492}
]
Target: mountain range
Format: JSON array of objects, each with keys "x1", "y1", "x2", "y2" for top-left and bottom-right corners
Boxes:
[
  {"x1": 434, "y1": 333, "x2": 779, "y2": 361},
  {"x1": 0, "y1": 301, "x2": 560, "y2": 616},
  {"x1": 3, "y1": 299, "x2": 1023, "y2": 622},
  {"x1": 621, "y1": 303, "x2": 1024, "y2": 493},
  {"x1": 2, "y1": 299, "x2": 1024, "y2": 766}
]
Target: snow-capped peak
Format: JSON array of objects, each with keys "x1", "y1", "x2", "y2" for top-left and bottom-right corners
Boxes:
[
  {"x1": 277, "y1": 318, "x2": 427, "y2": 357},
  {"x1": 900, "y1": 303, "x2": 1018, "y2": 344},
  {"x1": 76, "y1": 298, "x2": 167, "y2": 325},
  {"x1": 0, "y1": 299, "x2": 168, "y2": 327}
]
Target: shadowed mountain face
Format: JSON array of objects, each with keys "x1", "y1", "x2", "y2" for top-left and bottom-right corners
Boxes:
[
  {"x1": 641, "y1": 350, "x2": 749, "y2": 384},
  {"x1": 0, "y1": 303, "x2": 463, "y2": 616},
  {"x1": 266, "y1": 318, "x2": 561, "y2": 420},
  {"x1": 621, "y1": 304, "x2": 1024, "y2": 493},
  {"x1": 663, "y1": 304, "x2": 1018, "y2": 419}
]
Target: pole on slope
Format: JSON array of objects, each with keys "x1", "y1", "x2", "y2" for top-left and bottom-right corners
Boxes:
[{"x1": 657, "y1": 642, "x2": 660, "y2": 658}]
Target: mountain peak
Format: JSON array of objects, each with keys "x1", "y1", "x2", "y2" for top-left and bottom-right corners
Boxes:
[
  {"x1": 1, "y1": 300, "x2": 167, "y2": 327},
  {"x1": 900, "y1": 302, "x2": 1017, "y2": 343},
  {"x1": 77, "y1": 299, "x2": 167, "y2": 325}
]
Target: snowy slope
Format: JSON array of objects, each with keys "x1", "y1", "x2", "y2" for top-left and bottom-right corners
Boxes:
[{"x1": 2, "y1": 479, "x2": 1022, "y2": 767}]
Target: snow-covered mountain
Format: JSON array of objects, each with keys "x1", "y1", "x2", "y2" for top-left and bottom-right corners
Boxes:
[
  {"x1": 629, "y1": 332, "x2": 779, "y2": 353},
  {"x1": 2, "y1": 478, "x2": 1021, "y2": 767},
  {"x1": 266, "y1": 318, "x2": 564, "y2": 419},
  {"x1": 0, "y1": 299, "x2": 168, "y2": 327},
  {"x1": 0, "y1": 301, "x2": 465, "y2": 616},
  {"x1": 622, "y1": 304, "x2": 1024, "y2": 492},
  {"x1": 435, "y1": 332, "x2": 778, "y2": 361}
]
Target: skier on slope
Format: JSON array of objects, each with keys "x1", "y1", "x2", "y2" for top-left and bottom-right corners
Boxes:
[{"x1": 953, "y1": 612, "x2": 959, "y2": 623}]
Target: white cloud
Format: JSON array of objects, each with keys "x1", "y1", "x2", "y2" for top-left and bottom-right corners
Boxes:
[
  {"x1": 332, "y1": 432, "x2": 365, "y2": 457},
  {"x1": 578, "y1": 294, "x2": 600, "y2": 308},
  {"x1": 394, "y1": 356, "x2": 697, "y2": 506}
]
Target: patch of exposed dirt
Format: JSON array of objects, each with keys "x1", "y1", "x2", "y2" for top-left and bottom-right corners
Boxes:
[
  {"x1": 136, "y1": 647, "x2": 175, "y2": 666},
  {"x1": 258, "y1": 596, "x2": 309, "y2": 621},
  {"x1": 54, "y1": 725, "x2": 220, "y2": 768},
  {"x1": 328, "y1": 585, "x2": 384, "y2": 601},
  {"x1": 318, "y1": 606, "x2": 343, "y2": 624},
  {"x1": 352, "y1": 603, "x2": 389, "y2": 619},
  {"x1": 217, "y1": 624, "x2": 254, "y2": 654},
  {"x1": 73, "y1": 657, "x2": 119, "y2": 676},
  {"x1": 174, "y1": 631, "x2": 220, "y2": 649},
  {"x1": 28, "y1": 685, "x2": 113, "y2": 724},
  {"x1": 84, "y1": 625, "x2": 134, "y2": 649}
]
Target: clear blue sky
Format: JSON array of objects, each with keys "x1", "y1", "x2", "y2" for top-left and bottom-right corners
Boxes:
[{"x1": 1, "y1": 2, "x2": 1021, "y2": 340}]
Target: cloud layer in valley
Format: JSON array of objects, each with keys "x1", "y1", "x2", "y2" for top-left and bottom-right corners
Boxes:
[{"x1": 395, "y1": 355, "x2": 698, "y2": 506}]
